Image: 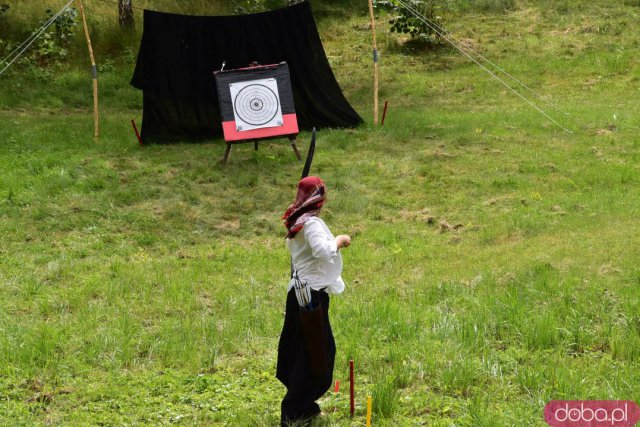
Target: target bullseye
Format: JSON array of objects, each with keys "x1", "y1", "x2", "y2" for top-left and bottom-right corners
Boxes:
[{"x1": 250, "y1": 99, "x2": 263, "y2": 111}]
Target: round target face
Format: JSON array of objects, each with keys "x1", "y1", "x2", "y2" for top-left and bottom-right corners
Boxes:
[{"x1": 233, "y1": 84, "x2": 280, "y2": 126}]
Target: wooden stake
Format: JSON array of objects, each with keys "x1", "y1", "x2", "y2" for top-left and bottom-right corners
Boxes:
[
  {"x1": 77, "y1": 0, "x2": 99, "y2": 140},
  {"x1": 131, "y1": 119, "x2": 142, "y2": 145},
  {"x1": 349, "y1": 359, "x2": 355, "y2": 417},
  {"x1": 367, "y1": 0, "x2": 379, "y2": 125},
  {"x1": 366, "y1": 395, "x2": 372, "y2": 427},
  {"x1": 381, "y1": 100, "x2": 389, "y2": 125}
]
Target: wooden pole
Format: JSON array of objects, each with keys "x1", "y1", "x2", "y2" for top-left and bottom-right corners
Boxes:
[
  {"x1": 367, "y1": 0, "x2": 379, "y2": 125},
  {"x1": 366, "y1": 395, "x2": 372, "y2": 427},
  {"x1": 77, "y1": 0, "x2": 99, "y2": 139}
]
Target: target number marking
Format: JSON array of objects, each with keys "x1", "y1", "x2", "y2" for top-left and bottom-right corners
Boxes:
[{"x1": 229, "y1": 78, "x2": 283, "y2": 131}]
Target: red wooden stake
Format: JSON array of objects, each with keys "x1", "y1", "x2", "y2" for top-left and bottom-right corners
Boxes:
[
  {"x1": 349, "y1": 360, "x2": 355, "y2": 417},
  {"x1": 131, "y1": 119, "x2": 143, "y2": 146},
  {"x1": 381, "y1": 100, "x2": 389, "y2": 125},
  {"x1": 334, "y1": 380, "x2": 340, "y2": 393}
]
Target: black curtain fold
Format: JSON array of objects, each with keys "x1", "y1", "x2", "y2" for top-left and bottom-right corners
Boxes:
[{"x1": 131, "y1": 2, "x2": 362, "y2": 143}]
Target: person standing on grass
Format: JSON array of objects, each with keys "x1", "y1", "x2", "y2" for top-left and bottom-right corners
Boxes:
[{"x1": 276, "y1": 176, "x2": 351, "y2": 426}]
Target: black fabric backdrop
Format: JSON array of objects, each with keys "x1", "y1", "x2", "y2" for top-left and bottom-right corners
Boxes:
[{"x1": 130, "y1": 2, "x2": 362, "y2": 143}]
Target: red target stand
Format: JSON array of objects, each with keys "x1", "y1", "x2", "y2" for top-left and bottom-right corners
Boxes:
[{"x1": 214, "y1": 62, "x2": 301, "y2": 165}]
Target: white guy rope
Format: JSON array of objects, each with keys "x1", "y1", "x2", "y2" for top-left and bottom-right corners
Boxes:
[
  {"x1": 0, "y1": 0, "x2": 75, "y2": 76},
  {"x1": 392, "y1": 1, "x2": 569, "y2": 116},
  {"x1": 392, "y1": 0, "x2": 572, "y2": 133},
  {"x1": 0, "y1": 3, "x2": 69, "y2": 66}
]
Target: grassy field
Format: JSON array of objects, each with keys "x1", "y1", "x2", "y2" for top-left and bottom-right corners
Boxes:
[{"x1": 1, "y1": 0, "x2": 639, "y2": 425}]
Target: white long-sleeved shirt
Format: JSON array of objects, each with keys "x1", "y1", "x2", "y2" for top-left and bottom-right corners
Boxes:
[{"x1": 286, "y1": 217, "x2": 345, "y2": 295}]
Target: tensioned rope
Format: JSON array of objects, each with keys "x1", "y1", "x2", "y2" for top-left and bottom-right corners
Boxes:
[
  {"x1": 0, "y1": 0, "x2": 75, "y2": 76},
  {"x1": 392, "y1": 2, "x2": 568, "y2": 116},
  {"x1": 0, "y1": 14, "x2": 59, "y2": 67},
  {"x1": 392, "y1": 0, "x2": 572, "y2": 133}
]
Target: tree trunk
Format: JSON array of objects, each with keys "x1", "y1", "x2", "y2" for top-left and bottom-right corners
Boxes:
[{"x1": 118, "y1": 0, "x2": 134, "y2": 29}]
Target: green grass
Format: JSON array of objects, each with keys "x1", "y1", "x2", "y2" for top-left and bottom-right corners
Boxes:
[{"x1": 1, "y1": 0, "x2": 640, "y2": 425}]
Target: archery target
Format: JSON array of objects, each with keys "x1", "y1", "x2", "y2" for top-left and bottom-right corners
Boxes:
[{"x1": 229, "y1": 78, "x2": 283, "y2": 131}]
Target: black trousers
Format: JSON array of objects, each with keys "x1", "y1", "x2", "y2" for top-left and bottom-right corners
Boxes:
[{"x1": 276, "y1": 288, "x2": 335, "y2": 427}]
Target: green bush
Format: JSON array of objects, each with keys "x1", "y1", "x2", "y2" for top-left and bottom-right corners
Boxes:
[
  {"x1": 32, "y1": 7, "x2": 78, "y2": 66},
  {"x1": 1, "y1": 6, "x2": 79, "y2": 69},
  {"x1": 374, "y1": 0, "x2": 448, "y2": 47}
]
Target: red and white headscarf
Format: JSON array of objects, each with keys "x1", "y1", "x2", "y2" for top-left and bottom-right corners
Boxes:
[{"x1": 282, "y1": 176, "x2": 326, "y2": 238}]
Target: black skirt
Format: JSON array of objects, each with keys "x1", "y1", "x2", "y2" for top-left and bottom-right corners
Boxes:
[{"x1": 276, "y1": 288, "x2": 335, "y2": 426}]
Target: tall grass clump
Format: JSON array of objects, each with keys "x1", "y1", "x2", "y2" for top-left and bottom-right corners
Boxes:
[
  {"x1": 610, "y1": 325, "x2": 640, "y2": 362},
  {"x1": 372, "y1": 377, "x2": 401, "y2": 418}
]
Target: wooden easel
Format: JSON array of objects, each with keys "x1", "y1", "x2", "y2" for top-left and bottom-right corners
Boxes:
[{"x1": 221, "y1": 135, "x2": 301, "y2": 165}]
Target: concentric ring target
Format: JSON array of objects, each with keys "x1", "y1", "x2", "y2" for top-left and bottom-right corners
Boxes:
[{"x1": 233, "y1": 84, "x2": 280, "y2": 126}]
